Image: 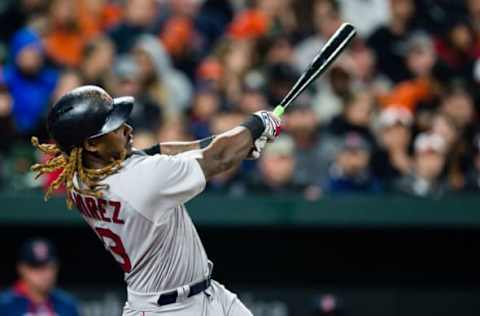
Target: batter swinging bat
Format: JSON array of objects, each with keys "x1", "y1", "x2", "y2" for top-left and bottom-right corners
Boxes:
[{"x1": 273, "y1": 23, "x2": 357, "y2": 118}]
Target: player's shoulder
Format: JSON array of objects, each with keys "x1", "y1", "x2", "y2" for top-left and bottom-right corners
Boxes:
[{"x1": 123, "y1": 150, "x2": 194, "y2": 169}]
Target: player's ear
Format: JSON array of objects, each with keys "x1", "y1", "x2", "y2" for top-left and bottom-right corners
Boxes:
[{"x1": 83, "y1": 138, "x2": 101, "y2": 153}]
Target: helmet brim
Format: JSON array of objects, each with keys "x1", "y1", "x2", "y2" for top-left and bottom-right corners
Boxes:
[{"x1": 88, "y1": 96, "x2": 134, "y2": 139}]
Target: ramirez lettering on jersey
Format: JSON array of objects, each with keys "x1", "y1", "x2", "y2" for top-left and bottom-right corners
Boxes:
[{"x1": 70, "y1": 192, "x2": 124, "y2": 224}]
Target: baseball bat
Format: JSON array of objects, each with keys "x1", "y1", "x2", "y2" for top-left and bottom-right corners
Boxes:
[{"x1": 273, "y1": 23, "x2": 357, "y2": 117}]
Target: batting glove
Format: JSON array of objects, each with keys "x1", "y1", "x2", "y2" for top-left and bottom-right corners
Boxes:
[
  {"x1": 253, "y1": 111, "x2": 281, "y2": 142},
  {"x1": 246, "y1": 136, "x2": 268, "y2": 160}
]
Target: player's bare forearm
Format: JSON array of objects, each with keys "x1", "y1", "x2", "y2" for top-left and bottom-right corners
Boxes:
[{"x1": 197, "y1": 127, "x2": 253, "y2": 179}]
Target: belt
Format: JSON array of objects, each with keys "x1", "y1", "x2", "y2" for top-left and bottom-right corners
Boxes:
[{"x1": 157, "y1": 277, "x2": 212, "y2": 306}]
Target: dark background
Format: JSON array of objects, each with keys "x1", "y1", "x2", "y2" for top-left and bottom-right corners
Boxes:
[{"x1": 2, "y1": 220, "x2": 480, "y2": 315}]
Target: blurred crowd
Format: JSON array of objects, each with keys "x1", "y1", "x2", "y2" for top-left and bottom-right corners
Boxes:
[{"x1": 2, "y1": 0, "x2": 480, "y2": 199}]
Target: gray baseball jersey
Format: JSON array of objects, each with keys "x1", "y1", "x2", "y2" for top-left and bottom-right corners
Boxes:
[{"x1": 71, "y1": 150, "x2": 209, "y2": 294}]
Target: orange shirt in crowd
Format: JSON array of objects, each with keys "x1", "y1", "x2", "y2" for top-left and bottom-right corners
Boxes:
[
  {"x1": 44, "y1": 1, "x2": 122, "y2": 68},
  {"x1": 379, "y1": 78, "x2": 433, "y2": 113},
  {"x1": 228, "y1": 9, "x2": 269, "y2": 40},
  {"x1": 160, "y1": 17, "x2": 194, "y2": 57}
]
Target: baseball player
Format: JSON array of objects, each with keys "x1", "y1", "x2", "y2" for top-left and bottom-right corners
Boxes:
[{"x1": 31, "y1": 85, "x2": 281, "y2": 315}]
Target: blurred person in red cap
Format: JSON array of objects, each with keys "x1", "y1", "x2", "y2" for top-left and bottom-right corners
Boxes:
[
  {"x1": 310, "y1": 293, "x2": 345, "y2": 316},
  {"x1": 372, "y1": 107, "x2": 413, "y2": 189},
  {"x1": 394, "y1": 132, "x2": 448, "y2": 197},
  {"x1": 0, "y1": 238, "x2": 79, "y2": 315}
]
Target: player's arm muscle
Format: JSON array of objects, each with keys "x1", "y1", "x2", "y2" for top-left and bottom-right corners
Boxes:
[
  {"x1": 143, "y1": 136, "x2": 215, "y2": 156},
  {"x1": 159, "y1": 141, "x2": 201, "y2": 155},
  {"x1": 196, "y1": 127, "x2": 253, "y2": 180}
]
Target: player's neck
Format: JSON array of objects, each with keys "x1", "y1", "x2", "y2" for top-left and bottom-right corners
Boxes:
[{"x1": 83, "y1": 151, "x2": 111, "y2": 169}]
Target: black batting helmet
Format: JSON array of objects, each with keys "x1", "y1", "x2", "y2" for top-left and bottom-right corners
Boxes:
[{"x1": 47, "y1": 85, "x2": 134, "y2": 153}]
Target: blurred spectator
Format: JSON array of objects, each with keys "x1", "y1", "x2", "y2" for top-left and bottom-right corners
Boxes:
[
  {"x1": 1, "y1": 27, "x2": 58, "y2": 136},
  {"x1": 110, "y1": 54, "x2": 162, "y2": 133},
  {"x1": 257, "y1": 34, "x2": 294, "y2": 65},
  {"x1": 294, "y1": 0, "x2": 343, "y2": 72},
  {"x1": 215, "y1": 38, "x2": 257, "y2": 106},
  {"x1": 43, "y1": 0, "x2": 89, "y2": 68},
  {"x1": 0, "y1": 84, "x2": 14, "y2": 189},
  {"x1": 0, "y1": 0, "x2": 48, "y2": 46},
  {"x1": 157, "y1": 115, "x2": 192, "y2": 142},
  {"x1": 394, "y1": 132, "x2": 448, "y2": 197},
  {"x1": 431, "y1": 113, "x2": 468, "y2": 191},
  {"x1": 236, "y1": 73, "x2": 268, "y2": 114},
  {"x1": 324, "y1": 132, "x2": 380, "y2": 194},
  {"x1": 312, "y1": 65, "x2": 352, "y2": 125},
  {"x1": 338, "y1": 0, "x2": 389, "y2": 37},
  {"x1": 435, "y1": 18, "x2": 480, "y2": 81},
  {"x1": 283, "y1": 95, "x2": 336, "y2": 193},
  {"x1": 0, "y1": 238, "x2": 79, "y2": 316},
  {"x1": 380, "y1": 32, "x2": 437, "y2": 113},
  {"x1": 194, "y1": 0, "x2": 234, "y2": 53},
  {"x1": 367, "y1": 0, "x2": 417, "y2": 83},
  {"x1": 265, "y1": 62, "x2": 298, "y2": 107},
  {"x1": 248, "y1": 134, "x2": 301, "y2": 194},
  {"x1": 326, "y1": 90, "x2": 376, "y2": 147},
  {"x1": 133, "y1": 129, "x2": 157, "y2": 150},
  {"x1": 207, "y1": 112, "x2": 248, "y2": 196},
  {"x1": 159, "y1": 0, "x2": 201, "y2": 78},
  {"x1": 108, "y1": 0, "x2": 159, "y2": 54},
  {"x1": 438, "y1": 83, "x2": 476, "y2": 137},
  {"x1": 52, "y1": 69, "x2": 83, "y2": 104},
  {"x1": 348, "y1": 39, "x2": 390, "y2": 95},
  {"x1": 0, "y1": 85, "x2": 15, "y2": 153},
  {"x1": 372, "y1": 107, "x2": 413, "y2": 189},
  {"x1": 80, "y1": 36, "x2": 115, "y2": 88},
  {"x1": 78, "y1": 0, "x2": 123, "y2": 38},
  {"x1": 227, "y1": 5, "x2": 269, "y2": 40},
  {"x1": 190, "y1": 85, "x2": 221, "y2": 139},
  {"x1": 134, "y1": 35, "x2": 193, "y2": 114}
]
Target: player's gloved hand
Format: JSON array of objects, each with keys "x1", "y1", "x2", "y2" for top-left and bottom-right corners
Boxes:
[
  {"x1": 253, "y1": 111, "x2": 281, "y2": 142},
  {"x1": 246, "y1": 136, "x2": 267, "y2": 160}
]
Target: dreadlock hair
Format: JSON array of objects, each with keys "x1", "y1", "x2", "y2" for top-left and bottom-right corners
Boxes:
[{"x1": 31, "y1": 137, "x2": 124, "y2": 209}]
